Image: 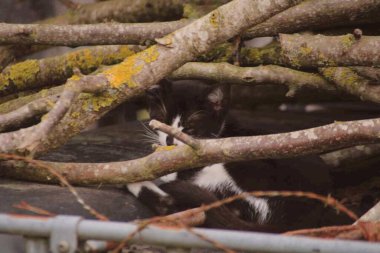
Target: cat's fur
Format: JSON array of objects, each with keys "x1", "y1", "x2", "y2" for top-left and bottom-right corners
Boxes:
[{"x1": 128, "y1": 79, "x2": 349, "y2": 231}]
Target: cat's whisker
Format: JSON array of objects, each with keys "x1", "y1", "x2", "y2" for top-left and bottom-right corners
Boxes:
[{"x1": 139, "y1": 121, "x2": 158, "y2": 136}]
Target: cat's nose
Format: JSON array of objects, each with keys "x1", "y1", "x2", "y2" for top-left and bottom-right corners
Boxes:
[{"x1": 166, "y1": 135, "x2": 174, "y2": 146}]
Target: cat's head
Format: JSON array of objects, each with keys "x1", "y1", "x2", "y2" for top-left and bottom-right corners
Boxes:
[{"x1": 146, "y1": 79, "x2": 230, "y2": 146}]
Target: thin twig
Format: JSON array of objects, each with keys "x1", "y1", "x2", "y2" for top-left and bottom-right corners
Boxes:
[
  {"x1": 149, "y1": 119, "x2": 201, "y2": 150},
  {"x1": 0, "y1": 153, "x2": 108, "y2": 221},
  {"x1": 13, "y1": 201, "x2": 55, "y2": 217},
  {"x1": 112, "y1": 190, "x2": 357, "y2": 252}
]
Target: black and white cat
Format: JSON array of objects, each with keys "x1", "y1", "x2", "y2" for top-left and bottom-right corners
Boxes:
[{"x1": 128, "y1": 80, "x2": 349, "y2": 231}]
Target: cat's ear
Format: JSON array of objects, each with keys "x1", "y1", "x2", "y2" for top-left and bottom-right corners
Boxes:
[
  {"x1": 207, "y1": 84, "x2": 230, "y2": 113},
  {"x1": 146, "y1": 79, "x2": 173, "y2": 121},
  {"x1": 146, "y1": 79, "x2": 172, "y2": 98},
  {"x1": 158, "y1": 79, "x2": 173, "y2": 96}
]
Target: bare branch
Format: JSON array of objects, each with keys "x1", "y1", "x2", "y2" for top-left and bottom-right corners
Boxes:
[
  {"x1": 351, "y1": 66, "x2": 380, "y2": 82},
  {"x1": 171, "y1": 62, "x2": 336, "y2": 97},
  {"x1": 149, "y1": 119, "x2": 201, "y2": 150},
  {"x1": 0, "y1": 95, "x2": 59, "y2": 132},
  {"x1": 321, "y1": 144, "x2": 380, "y2": 167},
  {"x1": 0, "y1": 74, "x2": 108, "y2": 154},
  {"x1": 0, "y1": 0, "x2": 183, "y2": 70},
  {"x1": 2, "y1": 117, "x2": 380, "y2": 184},
  {"x1": 0, "y1": 86, "x2": 63, "y2": 114},
  {"x1": 0, "y1": 45, "x2": 143, "y2": 96},
  {"x1": 320, "y1": 67, "x2": 380, "y2": 103},
  {"x1": 279, "y1": 34, "x2": 380, "y2": 68},
  {"x1": 0, "y1": 20, "x2": 191, "y2": 46},
  {"x1": 244, "y1": 0, "x2": 380, "y2": 39}
]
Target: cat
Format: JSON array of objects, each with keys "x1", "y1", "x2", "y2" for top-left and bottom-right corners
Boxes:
[{"x1": 128, "y1": 79, "x2": 350, "y2": 231}]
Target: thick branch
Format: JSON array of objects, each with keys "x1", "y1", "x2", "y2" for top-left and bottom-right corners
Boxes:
[
  {"x1": 244, "y1": 0, "x2": 380, "y2": 39},
  {"x1": 2, "y1": 117, "x2": 380, "y2": 184},
  {"x1": 351, "y1": 67, "x2": 380, "y2": 82},
  {"x1": 320, "y1": 67, "x2": 380, "y2": 103},
  {"x1": 171, "y1": 62, "x2": 336, "y2": 97},
  {"x1": 0, "y1": 0, "x2": 183, "y2": 70},
  {"x1": 321, "y1": 144, "x2": 380, "y2": 168},
  {"x1": 0, "y1": 74, "x2": 109, "y2": 154},
  {"x1": 0, "y1": 20, "x2": 191, "y2": 46},
  {"x1": 0, "y1": 45, "x2": 144, "y2": 96},
  {"x1": 0, "y1": 86, "x2": 63, "y2": 114},
  {"x1": 0, "y1": 95, "x2": 59, "y2": 132},
  {"x1": 279, "y1": 34, "x2": 380, "y2": 68}
]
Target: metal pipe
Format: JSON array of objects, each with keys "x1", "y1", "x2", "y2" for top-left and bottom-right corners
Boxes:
[
  {"x1": 0, "y1": 214, "x2": 380, "y2": 253},
  {"x1": 25, "y1": 237, "x2": 49, "y2": 253}
]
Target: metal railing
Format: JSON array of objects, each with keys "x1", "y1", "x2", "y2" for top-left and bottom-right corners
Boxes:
[{"x1": 0, "y1": 214, "x2": 379, "y2": 253}]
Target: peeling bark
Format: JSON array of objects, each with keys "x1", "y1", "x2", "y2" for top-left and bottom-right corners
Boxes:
[{"x1": 2, "y1": 117, "x2": 380, "y2": 184}]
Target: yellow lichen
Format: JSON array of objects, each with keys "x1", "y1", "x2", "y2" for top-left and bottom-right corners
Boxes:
[
  {"x1": 71, "y1": 111, "x2": 81, "y2": 118},
  {"x1": 81, "y1": 91, "x2": 116, "y2": 112},
  {"x1": 242, "y1": 43, "x2": 281, "y2": 65},
  {"x1": 155, "y1": 145, "x2": 176, "y2": 152},
  {"x1": 321, "y1": 67, "x2": 336, "y2": 80},
  {"x1": 3, "y1": 60, "x2": 40, "y2": 90},
  {"x1": 341, "y1": 34, "x2": 355, "y2": 49},
  {"x1": 300, "y1": 45, "x2": 312, "y2": 56},
  {"x1": 117, "y1": 46, "x2": 136, "y2": 58},
  {"x1": 103, "y1": 46, "x2": 159, "y2": 89}
]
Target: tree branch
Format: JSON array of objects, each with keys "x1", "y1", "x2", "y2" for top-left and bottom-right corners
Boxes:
[
  {"x1": 351, "y1": 66, "x2": 380, "y2": 82},
  {"x1": 2, "y1": 117, "x2": 380, "y2": 184},
  {"x1": 0, "y1": 20, "x2": 191, "y2": 46},
  {"x1": 0, "y1": 45, "x2": 144, "y2": 96},
  {"x1": 0, "y1": 0, "x2": 184, "y2": 70},
  {"x1": 320, "y1": 67, "x2": 380, "y2": 103},
  {"x1": 171, "y1": 62, "x2": 336, "y2": 97},
  {"x1": 0, "y1": 74, "x2": 108, "y2": 154},
  {"x1": 321, "y1": 144, "x2": 380, "y2": 168},
  {"x1": 149, "y1": 119, "x2": 201, "y2": 150},
  {"x1": 0, "y1": 95, "x2": 59, "y2": 132},
  {"x1": 244, "y1": 0, "x2": 380, "y2": 39},
  {"x1": 279, "y1": 34, "x2": 380, "y2": 68}
]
